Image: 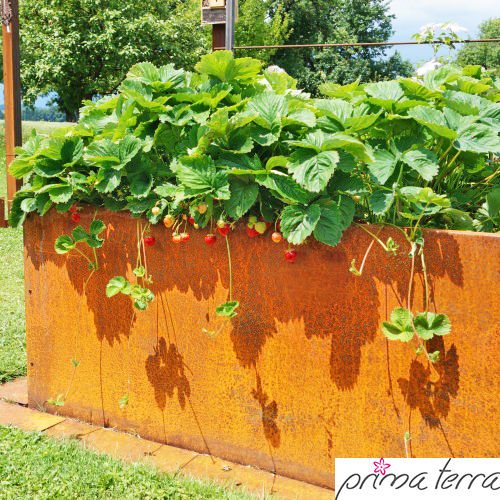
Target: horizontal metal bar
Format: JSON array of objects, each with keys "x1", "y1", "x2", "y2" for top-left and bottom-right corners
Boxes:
[{"x1": 212, "y1": 38, "x2": 500, "y2": 51}]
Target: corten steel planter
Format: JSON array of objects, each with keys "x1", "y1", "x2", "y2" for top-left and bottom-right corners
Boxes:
[{"x1": 24, "y1": 209, "x2": 500, "y2": 490}]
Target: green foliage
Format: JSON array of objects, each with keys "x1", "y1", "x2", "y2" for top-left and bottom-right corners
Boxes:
[
  {"x1": 414, "y1": 311, "x2": 451, "y2": 340},
  {"x1": 0, "y1": 426, "x2": 252, "y2": 499},
  {"x1": 215, "y1": 301, "x2": 240, "y2": 318},
  {"x1": 457, "y1": 19, "x2": 500, "y2": 78},
  {"x1": 15, "y1": 0, "x2": 210, "y2": 120},
  {"x1": 47, "y1": 394, "x2": 65, "y2": 407},
  {"x1": 0, "y1": 107, "x2": 66, "y2": 123},
  {"x1": 382, "y1": 308, "x2": 415, "y2": 342},
  {"x1": 268, "y1": 0, "x2": 413, "y2": 94},
  {"x1": 54, "y1": 219, "x2": 105, "y2": 269},
  {"x1": 0, "y1": 121, "x2": 64, "y2": 384},
  {"x1": 236, "y1": 0, "x2": 290, "y2": 63},
  {"x1": 106, "y1": 276, "x2": 154, "y2": 311},
  {"x1": 10, "y1": 53, "x2": 500, "y2": 250}
]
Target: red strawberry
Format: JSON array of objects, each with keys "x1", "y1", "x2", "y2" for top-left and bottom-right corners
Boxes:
[
  {"x1": 69, "y1": 204, "x2": 78, "y2": 213},
  {"x1": 188, "y1": 216, "x2": 195, "y2": 225},
  {"x1": 246, "y1": 226, "x2": 259, "y2": 238},
  {"x1": 284, "y1": 249, "x2": 297, "y2": 263},
  {"x1": 71, "y1": 213, "x2": 80, "y2": 223},
  {"x1": 218, "y1": 223, "x2": 231, "y2": 237},
  {"x1": 180, "y1": 232, "x2": 190, "y2": 242},
  {"x1": 205, "y1": 234, "x2": 217, "y2": 246},
  {"x1": 144, "y1": 236, "x2": 155, "y2": 247},
  {"x1": 276, "y1": 220, "x2": 281, "y2": 230}
]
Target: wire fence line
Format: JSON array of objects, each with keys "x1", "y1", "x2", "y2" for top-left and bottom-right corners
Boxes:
[{"x1": 213, "y1": 38, "x2": 500, "y2": 51}]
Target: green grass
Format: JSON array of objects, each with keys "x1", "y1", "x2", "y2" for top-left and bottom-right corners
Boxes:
[
  {"x1": 0, "y1": 121, "x2": 68, "y2": 382},
  {"x1": 0, "y1": 426, "x2": 253, "y2": 499}
]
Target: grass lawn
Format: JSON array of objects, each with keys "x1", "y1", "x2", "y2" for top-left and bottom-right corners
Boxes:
[
  {"x1": 0, "y1": 121, "x2": 254, "y2": 499},
  {"x1": 0, "y1": 426, "x2": 252, "y2": 499},
  {"x1": 0, "y1": 121, "x2": 67, "y2": 383}
]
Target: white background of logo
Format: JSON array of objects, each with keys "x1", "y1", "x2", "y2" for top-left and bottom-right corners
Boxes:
[{"x1": 335, "y1": 458, "x2": 500, "y2": 499}]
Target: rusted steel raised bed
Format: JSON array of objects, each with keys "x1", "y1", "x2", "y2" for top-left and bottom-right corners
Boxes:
[{"x1": 24, "y1": 209, "x2": 500, "y2": 490}]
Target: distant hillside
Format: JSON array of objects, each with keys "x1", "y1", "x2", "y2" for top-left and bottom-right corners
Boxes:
[{"x1": 0, "y1": 105, "x2": 65, "y2": 122}]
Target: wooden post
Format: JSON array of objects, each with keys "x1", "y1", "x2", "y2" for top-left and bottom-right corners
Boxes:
[
  {"x1": 1, "y1": 0, "x2": 22, "y2": 226},
  {"x1": 212, "y1": 23, "x2": 225, "y2": 52}
]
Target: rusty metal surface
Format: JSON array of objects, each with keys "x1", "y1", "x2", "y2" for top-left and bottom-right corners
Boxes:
[
  {"x1": 24, "y1": 209, "x2": 500, "y2": 490},
  {"x1": 0, "y1": 376, "x2": 28, "y2": 404},
  {"x1": 0, "y1": 400, "x2": 65, "y2": 431}
]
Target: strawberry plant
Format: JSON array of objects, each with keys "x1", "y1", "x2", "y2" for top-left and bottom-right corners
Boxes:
[
  {"x1": 9, "y1": 51, "x2": 499, "y2": 424},
  {"x1": 8, "y1": 52, "x2": 498, "y2": 238}
]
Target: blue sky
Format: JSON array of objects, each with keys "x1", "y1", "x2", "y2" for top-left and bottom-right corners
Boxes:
[
  {"x1": 389, "y1": 0, "x2": 499, "y2": 63},
  {"x1": 2, "y1": 0, "x2": 498, "y2": 107}
]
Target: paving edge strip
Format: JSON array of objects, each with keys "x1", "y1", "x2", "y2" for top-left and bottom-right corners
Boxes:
[{"x1": 0, "y1": 398, "x2": 333, "y2": 499}]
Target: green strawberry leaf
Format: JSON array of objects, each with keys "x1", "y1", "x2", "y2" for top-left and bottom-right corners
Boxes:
[
  {"x1": 280, "y1": 204, "x2": 321, "y2": 245},
  {"x1": 414, "y1": 312, "x2": 451, "y2": 340},
  {"x1": 216, "y1": 301, "x2": 240, "y2": 318},
  {"x1": 381, "y1": 308, "x2": 414, "y2": 342}
]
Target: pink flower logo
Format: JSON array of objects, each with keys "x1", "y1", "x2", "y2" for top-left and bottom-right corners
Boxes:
[{"x1": 373, "y1": 458, "x2": 391, "y2": 475}]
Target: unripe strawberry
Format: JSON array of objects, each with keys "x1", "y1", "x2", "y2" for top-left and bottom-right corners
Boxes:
[
  {"x1": 163, "y1": 214, "x2": 175, "y2": 228},
  {"x1": 248, "y1": 215, "x2": 258, "y2": 225},
  {"x1": 271, "y1": 232, "x2": 282, "y2": 243},
  {"x1": 172, "y1": 233, "x2": 182, "y2": 244},
  {"x1": 217, "y1": 219, "x2": 227, "y2": 229},
  {"x1": 352, "y1": 195, "x2": 361, "y2": 203},
  {"x1": 197, "y1": 203, "x2": 208, "y2": 214},
  {"x1": 152, "y1": 206, "x2": 161, "y2": 216},
  {"x1": 254, "y1": 221, "x2": 267, "y2": 234}
]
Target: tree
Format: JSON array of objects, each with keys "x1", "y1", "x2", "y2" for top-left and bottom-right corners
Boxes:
[
  {"x1": 456, "y1": 18, "x2": 500, "y2": 77},
  {"x1": 18, "y1": 0, "x2": 210, "y2": 121},
  {"x1": 236, "y1": 0, "x2": 290, "y2": 63},
  {"x1": 268, "y1": 0, "x2": 413, "y2": 93}
]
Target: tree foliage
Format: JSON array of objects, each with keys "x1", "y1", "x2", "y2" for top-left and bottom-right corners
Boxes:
[
  {"x1": 18, "y1": 0, "x2": 210, "y2": 120},
  {"x1": 456, "y1": 18, "x2": 500, "y2": 78},
  {"x1": 4, "y1": 0, "x2": 412, "y2": 117},
  {"x1": 236, "y1": 0, "x2": 290, "y2": 63},
  {"x1": 268, "y1": 0, "x2": 413, "y2": 93}
]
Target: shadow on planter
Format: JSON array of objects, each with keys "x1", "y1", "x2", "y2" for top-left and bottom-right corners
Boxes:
[{"x1": 25, "y1": 210, "x2": 480, "y2": 489}]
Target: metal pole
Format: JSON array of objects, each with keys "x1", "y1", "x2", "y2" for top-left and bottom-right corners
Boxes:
[
  {"x1": 1, "y1": 0, "x2": 22, "y2": 226},
  {"x1": 225, "y1": 0, "x2": 234, "y2": 52}
]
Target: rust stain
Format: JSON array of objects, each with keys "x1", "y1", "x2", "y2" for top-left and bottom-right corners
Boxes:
[{"x1": 23, "y1": 208, "x2": 500, "y2": 489}]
